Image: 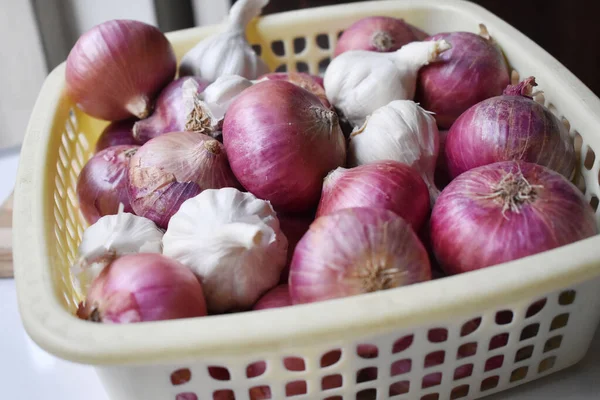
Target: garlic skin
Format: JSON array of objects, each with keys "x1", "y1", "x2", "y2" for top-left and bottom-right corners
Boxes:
[
  {"x1": 71, "y1": 210, "x2": 164, "y2": 296},
  {"x1": 348, "y1": 100, "x2": 440, "y2": 202},
  {"x1": 178, "y1": 0, "x2": 270, "y2": 81},
  {"x1": 324, "y1": 40, "x2": 451, "y2": 127},
  {"x1": 200, "y1": 75, "x2": 255, "y2": 124},
  {"x1": 162, "y1": 188, "x2": 288, "y2": 313}
]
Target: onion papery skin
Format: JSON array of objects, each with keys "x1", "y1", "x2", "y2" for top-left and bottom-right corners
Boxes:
[
  {"x1": 317, "y1": 161, "x2": 430, "y2": 232},
  {"x1": 445, "y1": 77, "x2": 576, "y2": 180},
  {"x1": 128, "y1": 132, "x2": 240, "y2": 229},
  {"x1": 258, "y1": 72, "x2": 330, "y2": 108},
  {"x1": 334, "y1": 16, "x2": 426, "y2": 56},
  {"x1": 431, "y1": 161, "x2": 597, "y2": 275},
  {"x1": 223, "y1": 80, "x2": 346, "y2": 212},
  {"x1": 289, "y1": 207, "x2": 431, "y2": 304},
  {"x1": 95, "y1": 120, "x2": 139, "y2": 153},
  {"x1": 417, "y1": 31, "x2": 510, "y2": 129},
  {"x1": 132, "y1": 77, "x2": 210, "y2": 143},
  {"x1": 76, "y1": 253, "x2": 207, "y2": 323},
  {"x1": 253, "y1": 284, "x2": 292, "y2": 310},
  {"x1": 77, "y1": 145, "x2": 139, "y2": 224},
  {"x1": 66, "y1": 20, "x2": 177, "y2": 121}
]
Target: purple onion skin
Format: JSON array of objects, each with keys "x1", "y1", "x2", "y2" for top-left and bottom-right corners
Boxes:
[
  {"x1": 223, "y1": 80, "x2": 346, "y2": 213},
  {"x1": 253, "y1": 284, "x2": 292, "y2": 310},
  {"x1": 417, "y1": 31, "x2": 510, "y2": 129},
  {"x1": 77, "y1": 145, "x2": 139, "y2": 224},
  {"x1": 258, "y1": 72, "x2": 330, "y2": 108},
  {"x1": 289, "y1": 207, "x2": 431, "y2": 304},
  {"x1": 133, "y1": 77, "x2": 210, "y2": 143},
  {"x1": 445, "y1": 78, "x2": 576, "y2": 180},
  {"x1": 95, "y1": 119, "x2": 138, "y2": 153},
  {"x1": 431, "y1": 161, "x2": 597, "y2": 275},
  {"x1": 334, "y1": 16, "x2": 426, "y2": 56}
]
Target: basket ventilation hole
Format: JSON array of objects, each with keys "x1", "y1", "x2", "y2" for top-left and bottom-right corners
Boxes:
[
  {"x1": 286, "y1": 380, "x2": 307, "y2": 396},
  {"x1": 392, "y1": 335, "x2": 414, "y2": 353},
  {"x1": 389, "y1": 381, "x2": 409, "y2": 396},
  {"x1": 510, "y1": 366, "x2": 529, "y2": 382},
  {"x1": 428, "y1": 328, "x2": 448, "y2": 343},
  {"x1": 213, "y1": 390, "x2": 233, "y2": 400},
  {"x1": 322, "y1": 374, "x2": 343, "y2": 390},
  {"x1": 425, "y1": 350, "x2": 445, "y2": 368},
  {"x1": 454, "y1": 364, "x2": 473, "y2": 380},
  {"x1": 550, "y1": 313, "x2": 570, "y2": 330},
  {"x1": 318, "y1": 58, "x2": 331, "y2": 74},
  {"x1": 515, "y1": 345, "x2": 535, "y2": 362},
  {"x1": 357, "y1": 367, "x2": 378, "y2": 383},
  {"x1": 422, "y1": 372, "x2": 442, "y2": 388},
  {"x1": 584, "y1": 145, "x2": 596, "y2": 170},
  {"x1": 356, "y1": 388, "x2": 377, "y2": 400},
  {"x1": 590, "y1": 196, "x2": 599, "y2": 212},
  {"x1": 357, "y1": 344, "x2": 378, "y2": 359},
  {"x1": 293, "y1": 37, "x2": 306, "y2": 54},
  {"x1": 460, "y1": 317, "x2": 482, "y2": 336},
  {"x1": 544, "y1": 335, "x2": 563, "y2": 352},
  {"x1": 451, "y1": 384, "x2": 470, "y2": 399},
  {"x1": 251, "y1": 44, "x2": 262, "y2": 56},
  {"x1": 208, "y1": 366, "x2": 230, "y2": 381},
  {"x1": 539, "y1": 356, "x2": 557, "y2": 373},
  {"x1": 249, "y1": 386, "x2": 271, "y2": 399},
  {"x1": 275, "y1": 64, "x2": 287, "y2": 73},
  {"x1": 321, "y1": 349, "x2": 342, "y2": 367},
  {"x1": 316, "y1": 33, "x2": 330, "y2": 49},
  {"x1": 391, "y1": 359, "x2": 411, "y2": 376},
  {"x1": 559, "y1": 290, "x2": 576, "y2": 305},
  {"x1": 485, "y1": 355, "x2": 504, "y2": 371},
  {"x1": 295, "y1": 61, "x2": 309, "y2": 73},
  {"x1": 171, "y1": 369, "x2": 191, "y2": 385},
  {"x1": 480, "y1": 376, "x2": 500, "y2": 391},
  {"x1": 283, "y1": 357, "x2": 305, "y2": 371},
  {"x1": 271, "y1": 40, "x2": 285, "y2": 56},
  {"x1": 495, "y1": 310, "x2": 514, "y2": 325},
  {"x1": 526, "y1": 298, "x2": 547, "y2": 318},
  {"x1": 457, "y1": 342, "x2": 477, "y2": 359},
  {"x1": 520, "y1": 323, "x2": 540, "y2": 340},
  {"x1": 489, "y1": 333, "x2": 509, "y2": 350},
  {"x1": 246, "y1": 361, "x2": 266, "y2": 378},
  {"x1": 175, "y1": 393, "x2": 197, "y2": 400},
  {"x1": 421, "y1": 394, "x2": 440, "y2": 400}
]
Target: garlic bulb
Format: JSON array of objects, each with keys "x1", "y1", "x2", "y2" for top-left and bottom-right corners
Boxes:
[
  {"x1": 162, "y1": 188, "x2": 288, "y2": 313},
  {"x1": 198, "y1": 75, "x2": 255, "y2": 126},
  {"x1": 71, "y1": 209, "x2": 164, "y2": 296},
  {"x1": 178, "y1": 0, "x2": 270, "y2": 81},
  {"x1": 348, "y1": 100, "x2": 440, "y2": 202},
  {"x1": 324, "y1": 40, "x2": 451, "y2": 127}
]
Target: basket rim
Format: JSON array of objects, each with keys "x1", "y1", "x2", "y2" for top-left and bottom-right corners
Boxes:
[{"x1": 14, "y1": 0, "x2": 600, "y2": 365}]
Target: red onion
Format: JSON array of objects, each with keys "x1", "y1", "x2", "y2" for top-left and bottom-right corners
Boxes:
[
  {"x1": 317, "y1": 161, "x2": 430, "y2": 232},
  {"x1": 76, "y1": 253, "x2": 207, "y2": 323},
  {"x1": 445, "y1": 77, "x2": 576, "y2": 180},
  {"x1": 128, "y1": 132, "x2": 240, "y2": 228},
  {"x1": 132, "y1": 77, "x2": 211, "y2": 143},
  {"x1": 431, "y1": 161, "x2": 597, "y2": 275},
  {"x1": 290, "y1": 208, "x2": 431, "y2": 304},
  {"x1": 223, "y1": 80, "x2": 346, "y2": 212},
  {"x1": 253, "y1": 284, "x2": 291, "y2": 310},
  {"x1": 258, "y1": 72, "x2": 330, "y2": 108},
  {"x1": 434, "y1": 129, "x2": 451, "y2": 189},
  {"x1": 66, "y1": 20, "x2": 176, "y2": 121},
  {"x1": 335, "y1": 16, "x2": 426, "y2": 56},
  {"x1": 77, "y1": 145, "x2": 139, "y2": 224},
  {"x1": 417, "y1": 26, "x2": 510, "y2": 129},
  {"x1": 95, "y1": 120, "x2": 138, "y2": 153},
  {"x1": 278, "y1": 212, "x2": 314, "y2": 282}
]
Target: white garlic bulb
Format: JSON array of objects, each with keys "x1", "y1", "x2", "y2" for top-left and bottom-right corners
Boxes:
[
  {"x1": 178, "y1": 0, "x2": 270, "y2": 81},
  {"x1": 348, "y1": 100, "x2": 440, "y2": 202},
  {"x1": 324, "y1": 40, "x2": 451, "y2": 127},
  {"x1": 200, "y1": 75, "x2": 255, "y2": 123},
  {"x1": 163, "y1": 188, "x2": 288, "y2": 313},
  {"x1": 71, "y1": 210, "x2": 164, "y2": 296}
]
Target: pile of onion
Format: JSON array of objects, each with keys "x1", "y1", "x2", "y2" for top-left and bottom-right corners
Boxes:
[{"x1": 95, "y1": 120, "x2": 138, "y2": 153}]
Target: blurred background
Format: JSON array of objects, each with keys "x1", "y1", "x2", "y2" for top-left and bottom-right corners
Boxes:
[{"x1": 1, "y1": 0, "x2": 597, "y2": 149}]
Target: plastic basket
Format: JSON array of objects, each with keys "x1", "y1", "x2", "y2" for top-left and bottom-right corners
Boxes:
[{"x1": 14, "y1": 1, "x2": 600, "y2": 399}]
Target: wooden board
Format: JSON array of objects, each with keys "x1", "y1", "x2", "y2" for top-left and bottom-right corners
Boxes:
[{"x1": 0, "y1": 192, "x2": 13, "y2": 278}]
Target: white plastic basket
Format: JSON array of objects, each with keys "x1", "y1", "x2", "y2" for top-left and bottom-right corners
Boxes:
[{"x1": 14, "y1": 1, "x2": 600, "y2": 399}]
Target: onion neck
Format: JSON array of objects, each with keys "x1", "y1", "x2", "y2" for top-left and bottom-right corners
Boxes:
[
  {"x1": 481, "y1": 169, "x2": 542, "y2": 216},
  {"x1": 354, "y1": 258, "x2": 405, "y2": 292},
  {"x1": 503, "y1": 76, "x2": 537, "y2": 98},
  {"x1": 311, "y1": 106, "x2": 339, "y2": 138},
  {"x1": 372, "y1": 31, "x2": 395, "y2": 51}
]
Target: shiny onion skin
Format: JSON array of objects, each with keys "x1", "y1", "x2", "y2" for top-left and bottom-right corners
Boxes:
[
  {"x1": 66, "y1": 20, "x2": 176, "y2": 121},
  {"x1": 289, "y1": 207, "x2": 431, "y2": 304},
  {"x1": 316, "y1": 161, "x2": 430, "y2": 232},
  {"x1": 95, "y1": 120, "x2": 138, "y2": 153},
  {"x1": 76, "y1": 253, "x2": 207, "y2": 323},
  {"x1": 431, "y1": 161, "x2": 597, "y2": 275},
  {"x1": 223, "y1": 80, "x2": 346, "y2": 212},
  {"x1": 77, "y1": 145, "x2": 139, "y2": 224},
  {"x1": 334, "y1": 16, "x2": 426, "y2": 56},
  {"x1": 252, "y1": 284, "x2": 292, "y2": 310},
  {"x1": 258, "y1": 72, "x2": 330, "y2": 108},
  {"x1": 445, "y1": 77, "x2": 576, "y2": 180},
  {"x1": 417, "y1": 28, "x2": 510, "y2": 129}
]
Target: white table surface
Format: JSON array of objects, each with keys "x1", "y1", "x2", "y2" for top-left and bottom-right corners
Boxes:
[{"x1": 0, "y1": 149, "x2": 598, "y2": 399}]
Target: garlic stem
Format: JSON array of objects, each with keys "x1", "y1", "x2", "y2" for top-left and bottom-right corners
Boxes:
[
  {"x1": 228, "y1": 0, "x2": 269, "y2": 31},
  {"x1": 392, "y1": 39, "x2": 451, "y2": 71}
]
